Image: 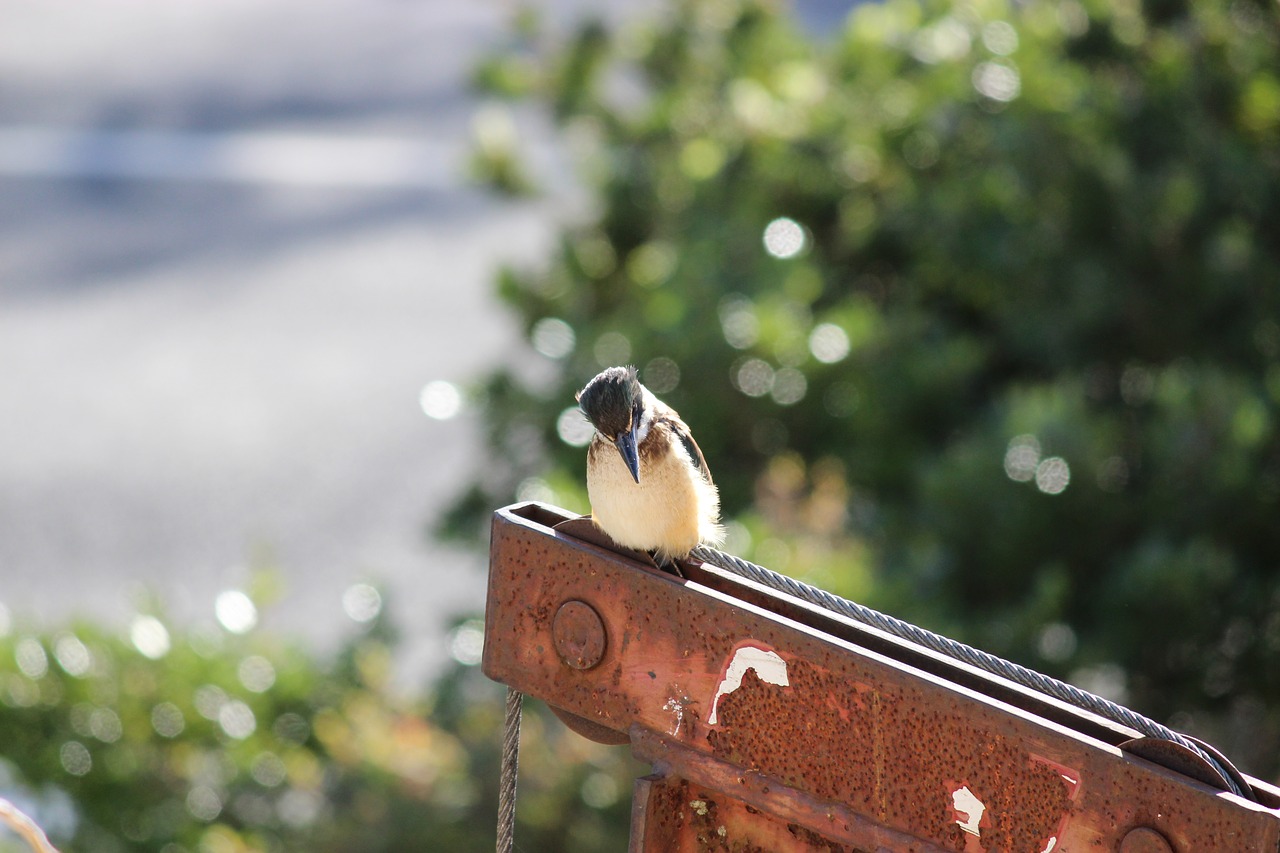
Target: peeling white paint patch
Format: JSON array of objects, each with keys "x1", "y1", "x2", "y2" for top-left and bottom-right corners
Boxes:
[
  {"x1": 951, "y1": 786, "x2": 985, "y2": 837},
  {"x1": 1040, "y1": 836, "x2": 1057, "y2": 853},
  {"x1": 708, "y1": 646, "x2": 789, "y2": 725}
]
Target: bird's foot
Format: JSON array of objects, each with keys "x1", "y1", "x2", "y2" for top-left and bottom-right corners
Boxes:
[{"x1": 651, "y1": 552, "x2": 686, "y2": 578}]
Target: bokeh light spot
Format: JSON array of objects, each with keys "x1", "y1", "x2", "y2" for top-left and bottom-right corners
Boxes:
[
  {"x1": 733, "y1": 358, "x2": 775, "y2": 397},
  {"x1": 419, "y1": 380, "x2": 463, "y2": 420},
  {"x1": 219, "y1": 700, "x2": 257, "y2": 740},
  {"x1": 643, "y1": 357, "x2": 681, "y2": 394},
  {"x1": 557, "y1": 406, "x2": 595, "y2": 447},
  {"x1": 593, "y1": 331, "x2": 632, "y2": 366},
  {"x1": 679, "y1": 138, "x2": 726, "y2": 180},
  {"x1": 187, "y1": 786, "x2": 223, "y2": 822},
  {"x1": 60, "y1": 741, "x2": 92, "y2": 776},
  {"x1": 151, "y1": 702, "x2": 186, "y2": 738},
  {"x1": 911, "y1": 16, "x2": 971, "y2": 64},
  {"x1": 342, "y1": 584, "x2": 382, "y2": 624},
  {"x1": 982, "y1": 21, "x2": 1019, "y2": 55},
  {"x1": 278, "y1": 789, "x2": 322, "y2": 828},
  {"x1": 573, "y1": 235, "x2": 616, "y2": 278},
  {"x1": 1037, "y1": 622, "x2": 1078, "y2": 662},
  {"x1": 1003, "y1": 434, "x2": 1041, "y2": 482},
  {"x1": 530, "y1": 317, "x2": 575, "y2": 359},
  {"x1": 90, "y1": 707, "x2": 123, "y2": 743},
  {"x1": 718, "y1": 295, "x2": 759, "y2": 349},
  {"x1": 581, "y1": 771, "x2": 620, "y2": 809},
  {"x1": 973, "y1": 61, "x2": 1021, "y2": 102},
  {"x1": 194, "y1": 685, "x2": 229, "y2": 721},
  {"x1": 625, "y1": 241, "x2": 677, "y2": 288},
  {"x1": 763, "y1": 217, "x2": 806, "y2": 259},
  {"x1": 1071, "y1": 663, "x2": 1128, "y2": 704},
  {"x1": 238, "y1": 655, "x2": 277, "y2": 693},
  {"x1": 515, "y1": 477, "x2": 556, "y2": 504},
  {"x1": 130, "y1": 615, "x2": 171, "y2": 660},
  {"x1": 251, "y1": 752, "x2": 287, "y2": 788},
  {"x1": 54, "y1": 633, "x2": 91, "y2": 677},
  {"x1": 770, "y1": 368, "x2": 808, "y2": 405},
  {"x1": 809, "y1": 323, "x2": 851, "y2": 363},
  {"x1": 449, "y1": 620, "x2": 485, "y2": 666},
  {"x1": 15, "y1": 638, "x2": 48, "y2": 679},
  {"x1": 272, "y1": 713, "x2": 311, "y2": 745},
  {"x1": 1035, "y1": 456, "x2": 1071, "y2": 494},
  {"x1": 215, "y1": 590, "x2": 257, "y2": 635},
  {"x1": 839, "y1": 145, "x2": 881, "y2": 184}
]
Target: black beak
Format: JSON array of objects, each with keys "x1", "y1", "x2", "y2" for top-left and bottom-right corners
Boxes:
[{"x1": 614, "y1": 426, "x2": 641, "y2": 484}]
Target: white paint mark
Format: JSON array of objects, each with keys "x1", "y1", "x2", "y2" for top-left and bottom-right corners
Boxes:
[
  {"x1": 708, "y1": 646, "x2": 789, "y2": 725},
  {"x1": 663, "y1": 697, "x2": 688, "y2": 736},
  {"x1": 951, "y1": 786, "x2": 985, "y2": 837},
  {"x1": 1040, "y1": 836, "x2": 1057, "y2": 853}
]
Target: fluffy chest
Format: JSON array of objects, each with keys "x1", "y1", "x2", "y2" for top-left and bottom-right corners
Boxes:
[{"x1": 585, "y1": 427, "x2": 710, "y2": 557}]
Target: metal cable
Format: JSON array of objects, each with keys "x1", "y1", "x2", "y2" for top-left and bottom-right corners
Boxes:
[
  {"x1": 691, "y1": 544, "x2": 1251, "y2": 800},
  {"x1": 497, "y1": 687, "x2": 523, "y2": 853}
]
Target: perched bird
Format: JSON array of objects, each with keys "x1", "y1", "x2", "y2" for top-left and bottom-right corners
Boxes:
[{"x1": 576, "y1": 365, "x2": 722, "y2": 563}]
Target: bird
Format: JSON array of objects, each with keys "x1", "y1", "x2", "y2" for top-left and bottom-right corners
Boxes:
[{"x1": 576, "y1": 365, "x2": 722, "y2": 563}]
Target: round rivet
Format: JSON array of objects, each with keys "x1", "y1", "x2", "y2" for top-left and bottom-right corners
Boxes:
[
  {"x1": 552, "y1": 600, "x2": 607, "y2": 670},
  {"x1": 1120, "y1": 827, "x2": 1173, "y2": 853}
]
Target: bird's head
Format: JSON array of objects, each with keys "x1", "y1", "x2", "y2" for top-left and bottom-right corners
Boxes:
[{"x1": 577, "y1": 365, "x2": 645, "y2": 483}]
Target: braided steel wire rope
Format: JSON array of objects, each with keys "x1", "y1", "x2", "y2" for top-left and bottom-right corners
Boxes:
[
  {"x1": 497, "y1": 688, "x2": 523, "y2": 853},
  {"x1": 692, "y1": 544, "x2": 1250, "y2": 800}
]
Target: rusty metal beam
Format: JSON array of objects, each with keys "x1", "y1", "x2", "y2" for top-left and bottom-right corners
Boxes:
[
  {"x1": 483, "y1": 502, "x2": 1280, "y2": 852},
  {"x1": 630, "y1": 727, "x2": 952, "y2": 852}
]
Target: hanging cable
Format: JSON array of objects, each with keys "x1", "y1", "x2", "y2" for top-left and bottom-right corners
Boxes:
[
  {"x1": 691, "y1": 544, "x2": 1252, "y2": 801},
  {"x1": 497, "y1": 687, "x2": 524, "y2": 853}
]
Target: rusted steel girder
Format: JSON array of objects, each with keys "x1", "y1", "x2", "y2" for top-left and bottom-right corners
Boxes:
[{"x1": 483, "y1": 502, "x2": 1280, "y2": 852}]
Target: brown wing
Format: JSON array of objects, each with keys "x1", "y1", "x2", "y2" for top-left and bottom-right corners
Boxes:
[{"x1": 661, "y1": 413, "x2": 714, "y2": 487}]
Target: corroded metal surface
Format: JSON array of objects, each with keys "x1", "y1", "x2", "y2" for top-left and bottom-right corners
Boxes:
[
  {"x1": 484, "y1": 502, "x2": 1280, "y2": 852},
  {"x1": 632, "y1": 772, "x2": 868, "y2": 853},
  {"x1": 631, "y1": 728, "x2": 949, "y2": 851}
]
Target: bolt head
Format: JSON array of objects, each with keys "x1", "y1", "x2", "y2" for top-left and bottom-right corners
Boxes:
[
  {"x1": 552, "y1": 600, "x2": 607, "y2": 670},
  {"x1": 1120, "y1": 827, "x2": 1173, "y2": 853}
]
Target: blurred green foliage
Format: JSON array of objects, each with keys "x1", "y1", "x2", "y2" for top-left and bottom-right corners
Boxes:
[
  {"x1": 0, "y1": 605, "x2": 636, "y2": 852},
  {"x1": 4, "y1": 0, "x2": 1280, "y2": 850},
  {"x1": 461, "y1": 0, "x2": 1280, "y2": 783}
]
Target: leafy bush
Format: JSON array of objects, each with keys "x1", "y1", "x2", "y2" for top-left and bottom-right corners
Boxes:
[
  {"x1": 0, "y1": 605, "x2": 634, "y2": 852},
  {"x1": 4, "y1": 1, "x2": 1278, "y2": 849},
  {"x1": 460, "y1": 0, "x2": 1280, "y2": 781}
]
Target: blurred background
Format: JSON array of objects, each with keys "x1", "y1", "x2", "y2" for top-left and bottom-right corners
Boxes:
[
  {"x1": 2, "y1": 0, "x2": 1279, "y2": 850},
  {"x1": 0, "y1": 0, "x2": 585, "y2": 680}
]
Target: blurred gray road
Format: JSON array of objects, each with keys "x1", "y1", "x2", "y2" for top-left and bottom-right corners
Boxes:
[{"x1": 0, "y1": 1, "x2": 600, "y2": 681}]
